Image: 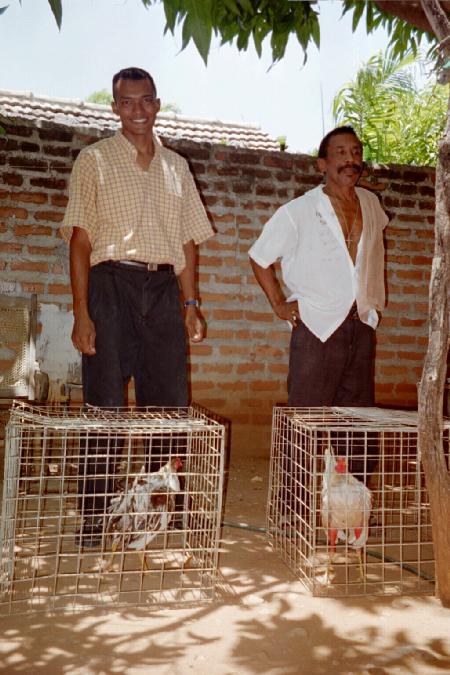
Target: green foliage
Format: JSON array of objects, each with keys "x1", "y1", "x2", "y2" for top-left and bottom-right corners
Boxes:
[
  {"x1": 332, "y1": 48, "x2": 448, "y2": 166},
  {"x1": 86, "y1": 89, "x2": 113, "y2": 105},
  {"x1": 1, "y1": 1, "x2": 440, "y2": 65},
  {"x1": 342, "y1": 1, "x2": 433, "y2": 59},
  {"x1": 0, "y1": 7, "x2": 9, "y2": 16},
  {"x1": 161, "y1": 102, "x2": 182, "y2": 114},
  {"x1": 157, "y1": 0, "x2": 321, "y2": 65},
  {"x1": 86, "y1": 90, "x2": 182, "y2": 114}
]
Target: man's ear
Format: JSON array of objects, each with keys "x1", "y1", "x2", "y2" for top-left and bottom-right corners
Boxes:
[
  {"x1": 317, "y1": 157, "x2": 326, "y2": 174},
  {"x1": 111, "y1": 100, "x2": 118, "y2": 116}
]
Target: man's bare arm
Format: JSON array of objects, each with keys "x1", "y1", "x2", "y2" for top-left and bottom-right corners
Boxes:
[
  {"x1": 249, "y1": 257, "x2": 299, "y2": 326},
  {"x1": 178, "y1": 239, "x2": 204, "y2": 342},
  {"x1": 70, "y1": 227, "x2": 96, "y2": 355}
]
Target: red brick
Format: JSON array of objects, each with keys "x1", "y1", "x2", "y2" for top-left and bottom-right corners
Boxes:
[
  {"x1": 263, "y1": 155, "x2": 293, "y2": 169},
  {"x1": 255, "y1": 185, "x2": 275, "y2": 197},
  {"x1": 206, "y1": 213, "x2": 235, "y2": 226},
  {"x1": 250, "y1": 380, "x2": 280, "y2": 391},
  {"x1": 49, "y1": 161, "x2": 72, "y2": 174},
  {"x1": 213, "y1": 309, "x2": 244, "y2": 320},
  {"x1": 1, "y1": 124, "x2": 33, "y2": 137},
  {"x1": 9, "y1": 156, "x2": 47, "y2": 172},
  {"x1": 48, "y1": 284, "x2": 72, "y2": 295},
  {"x1": 237, "y1": 363, "x2": 264, "y2": 374},
  {"x1": 220, "y1": 381, "x2": 247, "y2": 391},
  {"x1": 38, "y1": 128, "x2": 73, "y2": 142},
  {"x1": 34, "y1": 210, "x2": 64, "y2": 222},
  {"x1": 14, "y1": 224, "x2": 53, "y2": 237},
  {"x1": 14, "y1": 191, "x2": 48, "y2": 204},
  {"x1": 201, "y1": 364, "x2": 233, "y2": 374},
  {"x1": 43, "y1": 144, "x2": 71, "y2": 157},
  {"x1": 11, "y1": 261, "x2": 49, "y2": 272},
  {"x1": 242, "y1": 167, "x2": 271, "y2": 179},
  {"x1": 21, "y1": 282, "x2": 45, "y2": 294},
  {"x1": 403, "y1": 284, "x2": 428, "y2": 296},
  {"x1": 19, "y1": 141, "x2": 40, "y2": 153},
  {"x1": 268, "y1": 363, "x2": 288, "y2": 374},
  {"x1": 1, "y1": 172, "x2": 23, "y2": 186},
  {"x1": 397, "y1": 351, "x2": 424, "y2": 361},
  {"x1": 244, "y1": 310, "x2": 274, "y2": 322},
  {"x1": 0, "y1": 242, "x2": 23, "y2": 253},
  {"x1": 27, "y1": 245, "x2": 58, "y2": 255},
  {"x1": 51, "y1": 194, "x2": 69, "y2": 207},
  {"x1": 400, "y1": 317, "x2": 426, "y2": 327},
  {"x1": 30, "y1": 177, "x2": 66, "y2": 190},
  {"x1": 0, "y1": 206, "x2": 28, "y2": 219},
  {"x1": 219, "y1": 345, "x2": 249, "y2": 356},
  {"x1": 189, "y1": 344, "x2": 213, "y2": 356}
]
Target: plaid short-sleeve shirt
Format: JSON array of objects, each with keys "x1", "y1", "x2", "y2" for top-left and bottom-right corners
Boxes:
[{"x1": 61, "y1": 131, "x2": 214, "y2": 274}]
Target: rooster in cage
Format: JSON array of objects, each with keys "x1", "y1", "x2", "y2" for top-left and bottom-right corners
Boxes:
[
  {"x1": 321, "y1": 447, "x2": 372, "y2": 581},
  {"x1": 104, "y1": 456, "x2": 183, "y2": 570}
]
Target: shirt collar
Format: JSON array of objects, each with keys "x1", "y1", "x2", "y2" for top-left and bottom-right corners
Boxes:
[{"x1": 114, "y1": 130, "x2": 162, "y2": 160}]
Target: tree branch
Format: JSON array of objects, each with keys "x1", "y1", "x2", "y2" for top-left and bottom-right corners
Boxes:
[{"x1": 374, "y1": 0, "x2": 450, "y2": 31}]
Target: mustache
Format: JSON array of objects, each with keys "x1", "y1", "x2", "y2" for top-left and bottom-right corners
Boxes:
[{"x1": 338, "y1": 163, "x2": 363, "y2": 174}]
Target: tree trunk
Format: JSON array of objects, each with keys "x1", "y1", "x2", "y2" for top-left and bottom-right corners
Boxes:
[{"x1": 418, "y1": 0, "x2": 450, "y2": 608}]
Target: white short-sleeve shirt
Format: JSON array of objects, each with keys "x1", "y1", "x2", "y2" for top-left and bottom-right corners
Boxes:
[{"x1": 249, "y1": 185, "x2": 384, "y2": 342}]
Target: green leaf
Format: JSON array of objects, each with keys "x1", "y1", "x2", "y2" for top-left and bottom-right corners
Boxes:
[
  {"x1": 48, "y1": 0, "x2": 62, "y2": 29},
  {"x1": 181, "y1": 0, "x2": 213, "y2": 64},
  {"x1": 0, "y1": 6, "x2": 8, "y2": 16},
  {"x1": 222, "y1": 0, "x2": 241, "y2": 17},
  {"x1": 351, "y1": 0, "x2": 364, "y2": 32}
]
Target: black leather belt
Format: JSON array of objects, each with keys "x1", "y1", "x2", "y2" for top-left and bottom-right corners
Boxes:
[
  {"x1": 346, "y1": 302, "x2": 359, "y2": 320},
  {"x1": 105, "y1": 260, "x2": 174, "y2": 273}
]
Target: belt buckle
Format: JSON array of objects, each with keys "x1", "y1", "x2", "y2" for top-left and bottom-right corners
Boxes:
[{"x1": 147, "y1": 263, "x2": 158, "y2": 272}]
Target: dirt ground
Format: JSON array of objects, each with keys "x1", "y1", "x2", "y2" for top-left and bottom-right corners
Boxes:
[{"x1": 0, "y1": 455, "x2": 449, "y2": 675}]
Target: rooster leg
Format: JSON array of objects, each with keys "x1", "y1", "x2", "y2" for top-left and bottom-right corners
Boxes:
[
  {"x1": 353, "y1": 528, "x2": 366, "y2": 581},
  {"x1": 326, "y1": 529, "x2": 338, "y2": 581},
  {"x1": 103, "y1": 540, "x2": 119, "y2": 572},
  {"x1": 356, "y1": 548, "x2": 365, "y2": 582},
  {"x1": 138, "y1": 551, "x2": 149, "y2": 572}
]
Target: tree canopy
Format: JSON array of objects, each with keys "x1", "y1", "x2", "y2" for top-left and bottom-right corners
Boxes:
[
  {"x1": 332, "y1": 48, "x2": 448, "y2": 165},
  {"x1": 3, "y1": 1, "x2": 441, "y2": 65}
]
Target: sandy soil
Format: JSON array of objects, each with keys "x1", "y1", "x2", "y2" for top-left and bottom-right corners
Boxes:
[{"x1": 0, "y1": 455, "x2": 449, "y2": 675}]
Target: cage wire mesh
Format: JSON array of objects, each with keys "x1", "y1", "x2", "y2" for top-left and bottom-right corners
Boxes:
[
  {"x1": 267, "y1": 406, "x2": 450, "y2": 598},
  {"x1": 0, "y1": 401, "x2": 225, "y2": 614}
]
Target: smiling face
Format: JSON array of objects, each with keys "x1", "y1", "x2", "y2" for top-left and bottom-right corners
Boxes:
[
  {"x1": 112, "y1": 77, "x2": 160, "y2": 145},
  {"x1": 317, "y1": 132, "x2": 363, "y2": 192}
]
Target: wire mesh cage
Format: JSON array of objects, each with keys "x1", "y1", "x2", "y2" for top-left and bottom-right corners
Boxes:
[
  {"x1": 267, "y1": 406, "x2": 450, "y2": 598},
  {"x1": 0, "y1": 401, "x2": 225, "y2": 614}
]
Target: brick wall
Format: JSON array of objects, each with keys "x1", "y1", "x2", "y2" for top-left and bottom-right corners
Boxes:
[{"x1": 0, "y1": 119, "x2": 440, "y2": 456}]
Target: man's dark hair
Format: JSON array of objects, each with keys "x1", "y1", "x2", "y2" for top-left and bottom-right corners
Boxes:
[
  {"x1": 318, "y1": 125, "x2": 361, "y2": 159},
  {"x1": 112, "y1": 67, "x2": 157, "y2": 101}
]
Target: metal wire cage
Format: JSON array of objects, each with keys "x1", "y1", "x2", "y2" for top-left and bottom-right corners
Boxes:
[
  {"x1": 267, "y1": 406, "x2": 450, "y2": 597},
  {"x1": 0, "y1": 401, "x2": 225, "y2": 614}
]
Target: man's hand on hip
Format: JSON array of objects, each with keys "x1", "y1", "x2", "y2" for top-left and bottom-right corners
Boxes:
[{"x1": 273, "y1": 300, "x2": 300, "y2": 327}]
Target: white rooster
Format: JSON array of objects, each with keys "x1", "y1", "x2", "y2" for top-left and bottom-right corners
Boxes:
[
  {"x1": 105, "y1": 456, "x2": 182, "y2": 570},
  {"x1": 321, "y1": 447, "x2": 372, "y2": 580}
]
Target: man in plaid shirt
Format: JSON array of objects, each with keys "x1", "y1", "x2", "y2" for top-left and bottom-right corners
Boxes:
[{"x1": 61, "y1": 67, "x2": 214, "y2": 547}]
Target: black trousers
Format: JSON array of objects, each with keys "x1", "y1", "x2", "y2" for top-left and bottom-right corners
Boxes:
[
  {"x1": 288, "y1": 314, "x2": 377, "y2": 482},
  {"x1": 79, "y1": 261, "x2": 188, "y2": 516}
]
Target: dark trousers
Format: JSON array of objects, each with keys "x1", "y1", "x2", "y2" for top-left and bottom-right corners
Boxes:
[
  {"x1": 79, "y1": 261, "x2": 188, "y2": 516},
  {"x1": 288, "y1": 315, "x2": 377, "y2": 482}
]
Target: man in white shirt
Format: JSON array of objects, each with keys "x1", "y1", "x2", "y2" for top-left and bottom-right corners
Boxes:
[{"x1": 249, "y1": 127, "x2": 388, "y2": 476}]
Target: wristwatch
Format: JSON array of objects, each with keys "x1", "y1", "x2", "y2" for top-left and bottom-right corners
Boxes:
[{"x1": 184, "y1": 298, "x2": 199, "y2": 308}]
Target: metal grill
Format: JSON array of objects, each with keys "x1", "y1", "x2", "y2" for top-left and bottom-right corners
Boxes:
[
  {"x1": 0, "y1": 401, "x2": 225, "y2": 614},
  {"x1": 267, "y1": 406, "x2": 450, "y2": 597}
]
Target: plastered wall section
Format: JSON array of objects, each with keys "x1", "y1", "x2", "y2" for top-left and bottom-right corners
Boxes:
[{"x1": 0, "y1": 119, "x2": 436, "y2": 456}]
